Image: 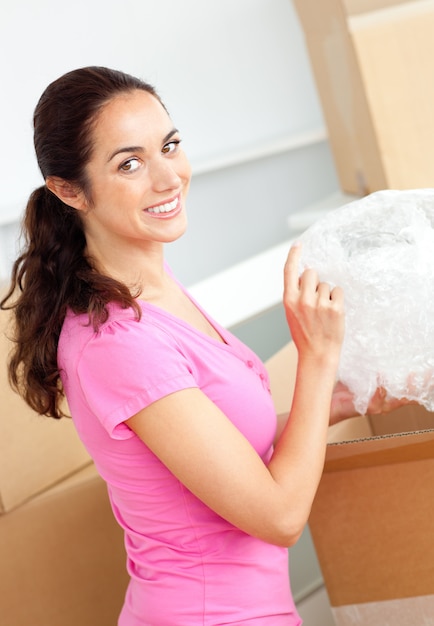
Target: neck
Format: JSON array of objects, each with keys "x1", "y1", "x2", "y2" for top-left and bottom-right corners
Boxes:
[{"x1": 86, "y1": 240, "x2": 167, "y2": 298}]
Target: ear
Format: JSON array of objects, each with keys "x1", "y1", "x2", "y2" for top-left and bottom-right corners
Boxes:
[{"x1": 46, "y1": 176, "x2": 88, "y2": 211}]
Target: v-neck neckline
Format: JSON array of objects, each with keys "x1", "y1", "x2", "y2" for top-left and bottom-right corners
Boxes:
[{"x1": 137, "y1": 269, "x2": 230, "y2": 348}]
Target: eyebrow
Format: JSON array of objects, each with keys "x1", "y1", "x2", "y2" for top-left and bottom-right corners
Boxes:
[{"x1": 107, "y1": 128, "x2": 179, "y2": 162}]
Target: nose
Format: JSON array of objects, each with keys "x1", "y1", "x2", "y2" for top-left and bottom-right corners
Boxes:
[{"x1": 149, "y1": 156, "x2": 182, "y2": 192}]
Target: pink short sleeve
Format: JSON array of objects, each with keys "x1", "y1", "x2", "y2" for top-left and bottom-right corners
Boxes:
[{"x1": 75, "y1": 314, "x2": 198, "y2": 439}]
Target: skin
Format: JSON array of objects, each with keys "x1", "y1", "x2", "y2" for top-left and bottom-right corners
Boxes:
[{"x1": 47, "y1": 89, "x2": 405, "y2": 547}]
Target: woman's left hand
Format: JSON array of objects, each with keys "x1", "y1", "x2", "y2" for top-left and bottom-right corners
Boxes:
[{"x1": 330, "y1": 381, "x2": 416, "y2": 425}]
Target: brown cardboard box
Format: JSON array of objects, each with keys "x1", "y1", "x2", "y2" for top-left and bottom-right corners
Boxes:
[
  {"x1": 0, "y1": 290, "x2": 92, "y2": 512},
  {"x1": 265, "y1": 341, "x2": 434, "y2": 625},
  {"x1": 0, "y1": 464, "x2": 129, "y2": 626},
  {"x1": 310, "y1": 411, "x2": 434, "y2": 625},
  {"x1": 293, "y1": 0, "x2": 434, "y2": 195}
]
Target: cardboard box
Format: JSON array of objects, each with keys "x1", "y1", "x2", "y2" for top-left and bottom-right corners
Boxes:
[
  {"x1": 1, "y1": 287, "x2": 91, "y2": 512},
  {"x1": 0, "y1": 464, "x2": 129, "y2": 626},
  {"x1": 293, "y1": 0, "x2": 434, "y2": 195},
  {"x1": 266, "y1": 341, "x2": 434, "y2": 625},
  {"x1": 311, "y1": 409, "x2": 434, "y2": 625}
]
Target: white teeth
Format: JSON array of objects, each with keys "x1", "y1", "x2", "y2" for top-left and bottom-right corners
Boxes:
[{"x1": 147, "y1": 198, "x2": 178, "y2": 214}]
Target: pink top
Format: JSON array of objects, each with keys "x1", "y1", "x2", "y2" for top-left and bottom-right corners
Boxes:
[{"x1": 58, "y1": 274, "x2": 301, "y2": 626}]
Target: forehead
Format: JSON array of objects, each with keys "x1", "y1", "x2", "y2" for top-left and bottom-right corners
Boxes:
[{"x1": 91, "y1": 90, "x2": 172, "y2": 148}]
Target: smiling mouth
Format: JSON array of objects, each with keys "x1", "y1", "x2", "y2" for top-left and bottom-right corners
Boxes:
[{"x1": 146, "y1": 196, "x2": 179, "y2": 214}]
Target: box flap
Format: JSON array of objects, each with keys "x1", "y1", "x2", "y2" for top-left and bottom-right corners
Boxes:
[
  {"x1": 325, "y1": 404, "x2": 434, "y2": 471},
  {"x1": 325, "y1": 428, "x2": 434, "y2": 472},
  {"x1": 344, "y1": 0, "x2": 412, "y2": 16},
  {"x1": 293, "y1": 0, "x2": 387, "y2": 193}
]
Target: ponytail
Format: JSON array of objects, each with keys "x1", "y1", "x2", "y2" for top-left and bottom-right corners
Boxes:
[
  {"x1": 2, "y1": 66, "x2": 154, "y2": 419},
  {"x1": 1, "y1": 185, "x2": 140, "y2": 419}
]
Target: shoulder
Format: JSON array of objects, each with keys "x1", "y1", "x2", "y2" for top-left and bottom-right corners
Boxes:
[
  {"x1": 59, "y1": 300, "x2": 190, "y2": 375},
  {"x1": 61, "y1": 301, "x2": 166, "y2": 340}
]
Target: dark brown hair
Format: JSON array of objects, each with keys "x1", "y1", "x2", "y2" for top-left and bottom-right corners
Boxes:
[{"x1": 1, "y1": 66, "x2": 162, "y2": 419}]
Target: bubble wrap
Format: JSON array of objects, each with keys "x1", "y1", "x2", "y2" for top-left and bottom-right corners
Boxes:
[{"x1": 298, "y1": 189, "x2": 434, "y2": 414}]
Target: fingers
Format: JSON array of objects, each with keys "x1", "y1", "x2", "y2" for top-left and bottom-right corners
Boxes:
[
  {"x1": 367, "y1": 387, "x2": 408, "y2": 415},
  {"x1": 316, "y1": 281, "x2": 333, "y2": 302},
  {"x1": 284, "y1": 244, "x2": 321, "y2": 302},
  {"x1": 283, "y1": 243, "x2": 345, "y2": 358},
  {"x1": 284, "y1": 243, "x2": 303, "y2": 295},
  {"x1": 328, "y1": 284, "x2": 344, "y2": 306},
  {"x1": 284, "y1": 243, "x2": 343, "y2": 306}
]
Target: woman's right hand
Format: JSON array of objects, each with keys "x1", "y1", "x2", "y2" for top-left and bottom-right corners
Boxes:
[{"x1": 283, "y1": 243, "x2": 345, "y2": 366}]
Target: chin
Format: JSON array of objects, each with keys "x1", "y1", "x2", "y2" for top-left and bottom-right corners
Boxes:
[{"x1": 162, "y1": 221, "x2": 188, "y2": 244}]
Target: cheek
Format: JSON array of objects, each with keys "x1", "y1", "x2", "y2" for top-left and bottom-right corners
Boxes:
[{"x1": 181, "y1": 172, "x2": 192, "y2": 199}]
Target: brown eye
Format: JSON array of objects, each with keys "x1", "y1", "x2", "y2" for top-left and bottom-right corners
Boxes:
[
  {"x1": 162, "y1": 140, "x2": 181, "y2": 155},
  {"x1": 120, "y1": 158, "x2": 140, "y2": 172}
]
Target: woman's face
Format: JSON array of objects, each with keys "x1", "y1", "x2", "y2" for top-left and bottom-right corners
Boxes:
[{"x1": 79, "y1": 89, "x2": 191, "y2": 258}]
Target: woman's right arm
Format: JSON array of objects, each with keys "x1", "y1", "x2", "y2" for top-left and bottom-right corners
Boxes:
[{"x1": 126, "y1": 245, "x2": 345, "y2": 547}]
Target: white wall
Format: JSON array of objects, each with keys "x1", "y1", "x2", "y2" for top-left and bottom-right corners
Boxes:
[
  {"x1": 1, "y1": 0, "x2": 340, "y2": 283},
  {"x1": 1, "y1": 0, "x2": 330, "y2": 221}
]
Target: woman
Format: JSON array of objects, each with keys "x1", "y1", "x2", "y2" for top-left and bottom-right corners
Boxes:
[{"x1": 0, "y1": 66, "x2": 393, "y2": 625}]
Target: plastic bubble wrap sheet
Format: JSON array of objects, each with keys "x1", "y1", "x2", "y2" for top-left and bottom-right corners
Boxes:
[{"x1": 298, "y1": 189, "x2": 434, "y2": 414}]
